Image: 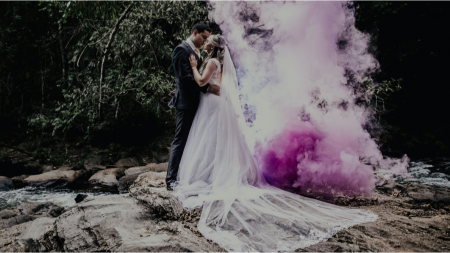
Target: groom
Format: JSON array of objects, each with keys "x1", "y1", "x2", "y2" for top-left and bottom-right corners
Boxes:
[{"x1": 166, "y1": 23, "x2": 220, "y2": 191}]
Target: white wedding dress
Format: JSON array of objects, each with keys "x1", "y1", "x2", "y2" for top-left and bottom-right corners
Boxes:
[{"x1": 174, "y1": 48, "x2": 377, "y2": 252}]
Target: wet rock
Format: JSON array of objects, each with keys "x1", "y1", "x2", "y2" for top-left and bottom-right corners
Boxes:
[
  {"x1": 118, "y1": 173, "x2": 140, "y2": 193},
  {"x1": 124, "y1": 162, "x2": 168, "y2": 176},
  {"x1": 74, "y1": 194, "x2": 88, "y2": 203},
  {"x1": 84, "y1": 156, "x2": 104, "y2": 171},
  {"x1": 57, "y1": 166, "x2": 74, "y2": 171},
  {"x1": 88, "y1": 167, "x2": 125, "y2": 186},
  {"x1": 405, "y1": 184, "x2": 450, "y2": 203},
  {"x1": 11, "y1": 174, "x2": 29, "y2": 188},
  {"x1": 152, "y1": 148, "x2": 171, "y2": 163},
  {"x1": 129, "y1": 171, "x2": 183, "y2": 220},
  {"x1": 115, "y1": 157, "x2": 141, "y2": 168},
  {"x1": 0, "y1": 176, "x2": 13, "y2": 191},
  {"x1": 376, "y1": 180, "x2": 405, "y2": 195},
  {"x1": 0, "y1": 202, "x2": 64, "y2": 230},
  {"x1": 41, "y1": 165, "x2": 55, "y2": 173},
  {"x1": 24, "y1": 168, "x2": 85, "y2": 188}
]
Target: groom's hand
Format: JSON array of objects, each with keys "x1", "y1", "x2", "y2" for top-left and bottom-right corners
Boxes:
[{"x1": 208, "y1": 84, "x2": 220, "y2": 96}]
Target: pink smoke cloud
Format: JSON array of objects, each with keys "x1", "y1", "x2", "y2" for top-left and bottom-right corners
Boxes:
[{"x1": 256, "y1": 120, "x2": 375, "y2": 198}]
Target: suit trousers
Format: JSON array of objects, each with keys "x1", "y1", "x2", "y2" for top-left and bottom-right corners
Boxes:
[{"x1": 166, "y1": 109, "x2": 197, "y2": 186}]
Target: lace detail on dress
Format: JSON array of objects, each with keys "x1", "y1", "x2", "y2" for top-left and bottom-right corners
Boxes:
[{"x1": 201, "y1": 58, "x2": 221, "y2": 85}]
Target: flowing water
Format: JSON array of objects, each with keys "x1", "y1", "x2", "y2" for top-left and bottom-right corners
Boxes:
[
  {"x1": 1, "y1": 158, "x2": 448, "y2": 212},
  {"x1": 395, "y1": 158, "x2": 450, "y2": 188},
  {"x1": 0, "y1": 187, "x2": 114, "y2": 211}
]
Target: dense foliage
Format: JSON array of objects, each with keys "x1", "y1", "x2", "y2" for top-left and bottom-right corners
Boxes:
[
  {"x1": 0, "y1": 1, "x2": 209, "y2": 146},
  {"x1": 1, "y1": 1, "x2": 449, "y2": 159}
]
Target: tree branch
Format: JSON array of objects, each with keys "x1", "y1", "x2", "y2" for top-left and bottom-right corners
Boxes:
[{"x1": 99, "y1": 2, "x2": 134, "y2": 119}]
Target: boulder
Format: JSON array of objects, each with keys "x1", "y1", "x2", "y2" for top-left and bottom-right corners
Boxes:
[
  {"x1": 118, "y1": 173, "x2": 141, "y2": 193},
  {"x1": 376, "y1": 180, "x2": 406, "y2": 195},
  {"x1": 84, "y1": 156, "x2": 104, "y2": 171},
  {"x1": 405, "y1": 183, "x2": 450, "y2": 203},
  {"x1": 41, "y1": 165, "x2": 55, "y2": 173},
  {"x1": 24, "y1": 168, "x2": 85, "y2": 188},
  {"x1": 0, "y1": 217, "x2": 62, "y2": 252},
  {"x1": 115, "y1": 157, "x2": 141, "y2": 168},
  {"x1": 0, "y1": 202, "x2": 64, "y2": 230},
  {"x1": 124, "y1": 162, "x2": 168, "y2": 176},
  {"x1": 129, "y1": 171, "x2": 183, "y2": 220},
  {"x1": 88, "y1": 168, "x2": 125, "y2": 186},
  {"x1": 11, "y1": 174, "x2": 29, "y2": 188},
  {"x1": 152, "y1": 148, "x2": 171, "y2": 163},
  {"x1": 0, "y1": 176, "x2": 13, "y2": 191},
  {"x1": 54, "y1": 194, "x2": 222, "y2": 252},
  {"x1": 74, "y1": 194, "x2": 88, "y2": 203}
]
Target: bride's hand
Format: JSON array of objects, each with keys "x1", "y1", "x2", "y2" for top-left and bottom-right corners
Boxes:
[{"x1": 189, "y1": 54, "x2": 198, "y2": 69}]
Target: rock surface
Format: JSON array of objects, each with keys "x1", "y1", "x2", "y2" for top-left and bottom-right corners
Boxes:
[
  {"x1": 297, "y1": 181, "x2": 450, "y2": 252},
  {"x1": 11, "y1": 175, "x2": 29, "y2": 188},
  {"x1": 24, "y1": 168, "x2": 85, "y2": 188},
  {"x1": 84, "y1": 156, "x2": 104, "y2": 171},
  {"x1": 1, "y1": 177, "x2": 449, "y2": 252},
  {"x1": 0, "y1": 176, "x2": 13, "y2": 191},
  {"x1": 118, "y1": 173, "x2": 141, "y2": 193},
  {"x1": 0, "y1": 202, "x2": 64, "y2": 230},
  {"x1": 0, "y1": 194, "x2": 222, "y2": 252},
  {"x1": 115, "y1": 157, "x2": 141, "y2": 168},
  {"x1": 129, "y1": 171, "x2": 183, "y2": 220},
  {"x1": 124, "y1": 162, "x2": 168, "y2": 176},
  {"x1": 88, "y1": 167, "x2": 125, "y2": 186}
]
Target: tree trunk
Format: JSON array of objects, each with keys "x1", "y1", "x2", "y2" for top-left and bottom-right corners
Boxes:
[{"x1": 99, "y1": 2, "x2": 134, "y2": 120}]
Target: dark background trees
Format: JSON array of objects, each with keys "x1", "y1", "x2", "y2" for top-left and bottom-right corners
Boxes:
[
  {"x1": 355, "y1": 2, "x2": 450, "y2": 158},
  {"x1": 0, "y1": 1, "x2": 449, "y2": 162}
]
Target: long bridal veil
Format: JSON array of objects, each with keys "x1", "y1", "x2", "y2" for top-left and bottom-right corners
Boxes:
[{"x1": 179, "y1": 47, "x2": 377, "y2": 251}]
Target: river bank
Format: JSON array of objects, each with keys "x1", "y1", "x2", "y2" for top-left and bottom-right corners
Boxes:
[{"x1": 0, "y1": 169, "x2": 449, "y2": 252}]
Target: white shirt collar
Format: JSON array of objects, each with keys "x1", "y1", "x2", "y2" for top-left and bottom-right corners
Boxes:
[{"x1": 187, "y1": 38, "x2": 200, "y2": 57}]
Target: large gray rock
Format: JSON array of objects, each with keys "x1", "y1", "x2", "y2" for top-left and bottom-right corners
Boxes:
[
  {"x1": 129, "y1": 171, "x2": 183, "y2": 220},
  {"x1": 118, "y1": 174, "x2": 140, "y2": 193},
  {"x1": 115, "y1": 157, "x2": 141, "y2": 168},
  {"x1": 0, "y1": 202, "x2": 64, "y2": 230},
  {"x1": 84, "y1": 156, "x2": 104, "y2": 171},
  {"x1": 11, "y1": 174, "x2": 29, "y2": 188},
  {"x1": 24, "y1": 168, "x2": 85, "y2": 188},
  {"x1": 0, "y1": 176, "x2": 13, "y2": 191},
  {"x1": 89, "y1": 168, "x2": 125, "y2": 186},
  {"x1": 55, "y1": 194, "x2": 223, "y2": 252},
  {"x1": 124, "y1": 162, "x2": 168, "y2": 176},
  {"x1": 406, "y1": 183, "x2": 450, "y2": 203}
]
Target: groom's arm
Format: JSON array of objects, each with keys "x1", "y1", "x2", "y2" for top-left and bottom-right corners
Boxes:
[{"x1": 174, "y1": 47, "x2": 210, "y2": 93}]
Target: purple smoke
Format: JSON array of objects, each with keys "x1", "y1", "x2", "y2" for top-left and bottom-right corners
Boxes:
[
  {"x1": 256, "y1": 120, "x2": 375, "y2": 197},
  {"x1": 209, "y1": 1, "x2": 408, "y2": 197}
]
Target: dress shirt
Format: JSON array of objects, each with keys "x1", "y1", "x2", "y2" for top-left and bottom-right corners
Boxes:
[{"x1": 187, "y1": 38, "x2": 200, "y2": 58}]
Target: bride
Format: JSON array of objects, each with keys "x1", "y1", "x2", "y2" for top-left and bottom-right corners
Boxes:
[{"x1": 173, "y1": 34, "x2": 377, "y2": 252}]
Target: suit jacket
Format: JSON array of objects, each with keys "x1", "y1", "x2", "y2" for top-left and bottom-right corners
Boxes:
[{"x1": 168, "y1": 41, "x2": 209, "y2": 110}]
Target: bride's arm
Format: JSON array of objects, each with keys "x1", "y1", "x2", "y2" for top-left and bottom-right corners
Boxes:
[{"x1": 189, "y1": 55, "x2": 217, "y2": 87}]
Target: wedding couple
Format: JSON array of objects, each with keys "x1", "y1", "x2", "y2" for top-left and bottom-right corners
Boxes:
[{"x1": 166, "y1": 23, "x2": 377, "y2": 252}]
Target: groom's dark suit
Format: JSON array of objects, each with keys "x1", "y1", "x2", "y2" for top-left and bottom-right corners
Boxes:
[{"x1": 166, "y1": 41, "x2": 209, "y2": 187}]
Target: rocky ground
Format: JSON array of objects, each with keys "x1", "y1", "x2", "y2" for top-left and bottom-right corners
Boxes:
[
  {"x1": 0, "y1": 168, "x2": 449, "y2": 252},
  {"x1": 1, "y1": 149, "x2": 450, "y2": 251}
]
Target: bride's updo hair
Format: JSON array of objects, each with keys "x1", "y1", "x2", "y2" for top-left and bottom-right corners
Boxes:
[{"x1": 200, "y1": 34, "x2": 226, "y2": 73}]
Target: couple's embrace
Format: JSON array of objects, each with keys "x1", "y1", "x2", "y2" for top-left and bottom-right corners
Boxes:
[{"x1": 166, "y1": 23, "x2": 377, "y2": 251}]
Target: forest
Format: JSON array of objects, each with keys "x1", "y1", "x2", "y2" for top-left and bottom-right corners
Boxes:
[{"x1": 1, "y1": 1, "x2": 449, "y2": 164}]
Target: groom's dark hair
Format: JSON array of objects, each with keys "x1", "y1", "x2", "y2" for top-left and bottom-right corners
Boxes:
[{"x1": 191, "y1": 23, "x2": 211, "y2": 34}]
